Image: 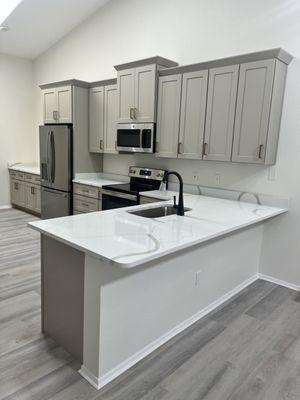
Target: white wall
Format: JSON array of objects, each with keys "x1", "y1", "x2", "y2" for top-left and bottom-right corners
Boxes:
[
  {"x1": 0, "y1": 53, "x2": 36, "y2": 207},
  {"x1": 33, "y1": 0, "x2": 300, "y2": 284}
]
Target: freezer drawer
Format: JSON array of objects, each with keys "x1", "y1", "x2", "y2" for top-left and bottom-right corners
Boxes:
[{"x1": 41, "y1": 187, "x2": 72, "y2": 219}]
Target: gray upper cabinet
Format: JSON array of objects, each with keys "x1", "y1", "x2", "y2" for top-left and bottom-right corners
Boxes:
[
  {"x1": 42, "y1": 85, "x2": 72, "y2": 124},
  {"x1": 118, "y1": 65, "x2": 156, "y2": 123},
  {"x1": 118, "y1": 68, "x2": 135, "y2": 123},
  {"x1": 104, "y1": 83, "x2": 118, "y2": 154},
  {"x1": 178, "y1": 70, "x2": 208, "y2": 159},
  {"x1": 43, "y1": 88, "x2": 57, "y2": 124},
  {"x1": 56, "y1": 86, "x2": 73, "y2": 123},
  {"x1": 89, "y1": 86, "x2": 104, "y2": 153},
  {"x1": 232, "y1": 59, "x2": 275, "y2": 164},
  {"x1": 134, "y1": 65, "x2": 156, "y2": 122},
  {"x1": 203, "y1": 65, "x2": 239, "y2": 162},
  {"x1": 156, "y1": 74, "x2": 182, "y2": 158},
  {"x1": 89, "y1": 82, "x2": 118, "y2": 154}
]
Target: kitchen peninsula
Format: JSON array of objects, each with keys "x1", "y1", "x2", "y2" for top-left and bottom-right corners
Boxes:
[{"x1": 29, "y1": 192, "x2": 287, "y2": 390}]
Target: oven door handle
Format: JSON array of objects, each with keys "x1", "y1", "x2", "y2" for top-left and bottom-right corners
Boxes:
[{"x1": 101, "y1": 189, "x2": 138, "y2": 201}]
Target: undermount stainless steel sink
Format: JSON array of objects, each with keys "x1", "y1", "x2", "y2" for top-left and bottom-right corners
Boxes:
[{"x1": 128, "y1": 205, "x2": 191, "y2": 219}]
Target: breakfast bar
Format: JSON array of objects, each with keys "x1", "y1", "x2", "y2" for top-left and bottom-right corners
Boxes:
[{"x1": 29, "y1": 193, "x2": 287, "y2": 389}]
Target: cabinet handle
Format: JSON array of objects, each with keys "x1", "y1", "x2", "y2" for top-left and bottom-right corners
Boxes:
[
  {"x1": 178, "y1": 142, "x2": 183, "y2": 155},
  {"x1": 133, "y1": 108, "x2": 137, "y2": 119},
  {"x1": 82, "y1": 203, "x2": 90, "y2": 207},
  {"x1": 53, "y1": 110, "x2": 58, "y2": 120},
  {"x1": 31, "y1": 187, "x2": 35, "y2": 195},
  {"x1": 258, "y1": 144, "x2": 264, "y2": 159},
  {"x1": 156, "y1": 141, "x2": 159, "y2": 153},
  {"x1": 129, "y1": 107, "x2": 135, "y2": 119},
  {"x1": 115, "y1": 140, "x2": 117, "y2": 151},
  {"x1": 100, "y1": 139, "x2": 103, "y2": 150},
  {"x1": 203, "y1": 142, "x2": 209, "y2": 157}
]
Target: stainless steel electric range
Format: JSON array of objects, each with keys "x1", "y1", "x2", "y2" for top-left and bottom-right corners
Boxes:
[{"x1": 101, "y1": 166, "x2": 167, "y2": 210}]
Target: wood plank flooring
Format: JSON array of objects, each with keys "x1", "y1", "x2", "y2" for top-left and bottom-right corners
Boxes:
[{"x1": 1, "y1": 208, "x2": 300, "y2": 399}]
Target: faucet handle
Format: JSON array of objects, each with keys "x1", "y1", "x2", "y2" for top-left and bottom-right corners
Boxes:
[{"x1": 173, "y1": 195, "x2": 177, "y2": 208}]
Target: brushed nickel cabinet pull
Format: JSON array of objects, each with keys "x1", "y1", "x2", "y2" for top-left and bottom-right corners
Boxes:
[
  {"x1": 156, "y1": 141, "x2": 159, "y2": 153},
  {"x1": 178, "y1": 142, "x2": 183, "y2": 155},
  {"x1": 31, "y1": 187, "x2": 35, "y2": 195},
  {"x1": 129, "y1": 107, "x2": 134, "y2": 119},
  {"x1": 133, "y1": 108, "x2": 137, "y2": 119},
  {"x1": 100, "y1": 139, "x2": 103, "y2": 150},
  {"x1": 115, "y1": 140, "x2": 117, "y2": 151},
  {"x1": 258, "y1": 144, "x2": 264, "y2": 159},
  {"x1": 203, "y1": 142, "x2": 209, "y2": 157}
]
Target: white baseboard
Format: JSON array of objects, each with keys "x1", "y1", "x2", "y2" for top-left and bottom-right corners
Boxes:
[
  {"x1": 79, "y1": 274, "x2": 258, "y2": 390},
  {"x1": 258, "y1": 273, "x2": 300, "y2": 292},
  {"x1": 0, "y1": 205, "x2": 11, "y2": 210}
]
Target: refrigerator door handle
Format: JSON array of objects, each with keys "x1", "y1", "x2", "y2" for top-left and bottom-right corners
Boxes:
[
  {"x1": 50, "y1": 131, "x2": 56, "y2": 183},
  {"x1": 47, "y1": 131, "x2": 51, "y2": 184}
]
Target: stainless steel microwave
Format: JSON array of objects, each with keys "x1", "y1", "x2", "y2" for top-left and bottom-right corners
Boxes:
[{"x1": 116, "y1": 123, "x2": 155, "y2": 153}]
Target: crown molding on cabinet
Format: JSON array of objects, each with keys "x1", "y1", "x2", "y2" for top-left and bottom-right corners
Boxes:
[
  {"x1": 114, "y1": 56, "x2": 178, "y2": 71},
  {"x1": 158, "y1": 48, "x2": 293, "y2": 76},
  {"x1": 39, "y1": 79, "x2": 90, "y2": 89},
  {"x1": 89, "y1": 78, "x2": 117, "y2": 88}
]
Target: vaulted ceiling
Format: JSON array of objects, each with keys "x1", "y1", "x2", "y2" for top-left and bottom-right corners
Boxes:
[{"x1": 0, "y1": 0, "x2": 110, "y2": 59}]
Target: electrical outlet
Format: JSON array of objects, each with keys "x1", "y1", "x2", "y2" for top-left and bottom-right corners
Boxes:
[
  {"x1": 268, "y1": 166, "x2": 277, "y2": 181},
  {"x1": 195, "y1": 270, "x2": 202, "y2": 286},
  {"x1": 215, "y1": 173, "x2": 221, "y2": 185},
  {"x1": 192, "y1": 171, "x2": 199, "y2": 181}
]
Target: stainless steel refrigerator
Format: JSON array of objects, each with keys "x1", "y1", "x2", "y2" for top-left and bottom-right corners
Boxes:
[{"x1": 39, "y1": 125, "x2": 72, "y2": 219}]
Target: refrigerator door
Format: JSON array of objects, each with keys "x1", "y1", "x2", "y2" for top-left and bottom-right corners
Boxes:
[
  {"x1": 41, "y1": 187, "x2": 72, "y2": 219},
  {"x1": 40, "y1": 126, "x2": 51, "y2": 188},
  {"x1": 39, "y1": 125, "x2": 72, "y2": 192}
]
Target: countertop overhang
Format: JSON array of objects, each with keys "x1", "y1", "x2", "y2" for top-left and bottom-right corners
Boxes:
[{"x1": 29, "y1": 193, "x2": 287, "y2": 268}]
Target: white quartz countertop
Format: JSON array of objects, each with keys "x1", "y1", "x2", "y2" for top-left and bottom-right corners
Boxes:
[
  {"x1": 73, "y1": 174, "x2": 127, "y2": 188},
  {"x1": 29, "y1": 193, "x2": 287, "y2": 268},
  {"x1": 9, "y1": 163, "x2": 40, "y2": 175}
]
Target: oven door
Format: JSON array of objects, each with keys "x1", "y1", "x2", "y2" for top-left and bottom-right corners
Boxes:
[{"x1": 101, "y1": 189, "x2": 138, "y2": 210}]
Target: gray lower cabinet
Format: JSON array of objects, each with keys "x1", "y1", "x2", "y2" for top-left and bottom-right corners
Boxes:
[
  {"x1": 203, "y1": 65, "x2": 239, "y2": 161},
  {"x1": 25, "y1": 183, "x2": 41, "y2": 214},
  {"x1": 178, "y1": 70, "x2": 208, "y2": 159},
  {"x1": 139, "y1": 196, "x2": 164, "y2": 205},
  {"x1": 156, "y1": 74, "x2": 182, "y2": 158},
  {"x1": 73, "y1": 183, "x2": 101, "y2": 214},
  {"x1": 232, "y1": 59, "x2": 286, "y2": 164},
  {"x1": 10, "y1": 172, "x2": 41, "y2": 214},
  {"x1": 11, "y1": 179, "x2": 26, "y2": 208},
  {"x1": 89, "y1": 84, "x2": 118, "y2": 154}
]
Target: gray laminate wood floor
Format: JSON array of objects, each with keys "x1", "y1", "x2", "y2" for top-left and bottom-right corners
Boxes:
[{"x1": 1, "y1": 208, "x2": 300, "y2": 400}]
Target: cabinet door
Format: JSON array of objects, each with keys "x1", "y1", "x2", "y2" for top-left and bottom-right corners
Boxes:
[
  {"x1": 25, "y1": 183, "x2": 35, "y2": 211},
  {"x1": 89, "y1": 87, "x2": 104, "y2": 153},
  {"x1": 118, "y1": 68, "x2": 135, "y2": 123},
  {"x1": 156, "y1": 74, "x2": 182, "y2": 158},
  {"x1": 11, "y1": 179, "x2": 25, "y2": 208},
  {"x1": 232, "y1": 59, "x2": 275, "y2": 163},
  {"x1": 134, "y1": 64, "x2": 156, "y2": 122},
  {"x1": 104, "y1": 84, "x2": 118, "y2": 154},
  {"x1": 57, "y1": 86, "x2": 72, "y2": 123},
  {"x1": 204, "y1": 65, "x2": 239, "y2": 161},
  {"x1": 43, "y1": 88, "x2": 57, "y2": 124},
  {"x1": 178, "y1": 70, "x2": 208, "y2": 159}
]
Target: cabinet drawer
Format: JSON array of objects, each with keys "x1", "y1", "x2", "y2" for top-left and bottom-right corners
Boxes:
[
  {"x1": 140, "y1": 196, "x2": 163, "y2": 205},
  {"x1": 10, "y1": 170, "x2": 24, "y2": 180},
  {"x1": 73, "y1": 195, "x2": 99, "y2": 213},
  {"x1": 25, "y1": 173, "x2": 41, "y2": 184},
  {"x1": 73, "y1": 183, "x2": 99, "y2": 199}
]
